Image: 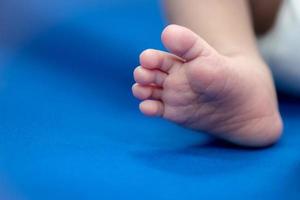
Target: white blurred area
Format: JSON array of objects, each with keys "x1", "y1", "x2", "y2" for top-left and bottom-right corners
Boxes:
[{"x1": 259, "y1": 0, "x2": 300, "y2": 96}]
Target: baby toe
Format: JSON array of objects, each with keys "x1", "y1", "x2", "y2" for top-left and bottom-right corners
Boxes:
[
  {"x1": 139, "y1": 100, "x2": 164, "y2": 116},
  {"x1": 140, "y1": 49, "x2": 182, "y2": 73},
  {"x1": 133, "y1": 66, "x2": 167, "y2": 87},
  {"x1": 132, "y1": 84, "x2": 162, "y2": 100}
]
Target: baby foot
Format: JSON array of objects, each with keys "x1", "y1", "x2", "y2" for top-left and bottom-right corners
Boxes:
[{"x1": 132, "y1": 25, "x2": 283, "y2": 147}]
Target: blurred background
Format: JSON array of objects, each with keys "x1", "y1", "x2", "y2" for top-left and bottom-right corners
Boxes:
[{"x1": 0, "y1": 0, "x2": 300, "y2": 200}]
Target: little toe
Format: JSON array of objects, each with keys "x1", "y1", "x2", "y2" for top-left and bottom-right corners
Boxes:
[
  {"x1": 133, "y1": 66, "x2": 167, "y2": 86},
  {"x1": 139, "y1": 49, "x2": 182, "y2": 73},
  {"x1": 139, "y1": 100, "x2": 164, "y2": 116},
  {"x1": 132, "y1": 83, "x2": 162, "y2": 100}
]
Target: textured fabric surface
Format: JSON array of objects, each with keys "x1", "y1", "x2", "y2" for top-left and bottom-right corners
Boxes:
[{"x1": 0, "y1": 1, "x2": 299, "y2": 199}]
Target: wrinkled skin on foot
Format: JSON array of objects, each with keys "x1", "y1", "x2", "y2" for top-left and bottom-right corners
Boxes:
[{"x1": 132, "y1": 25, "x2": 283, "y2": 147}]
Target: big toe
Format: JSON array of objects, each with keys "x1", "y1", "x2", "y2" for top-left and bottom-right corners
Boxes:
[{"x1": 161, "y1": 24, "x2": 215, "y2": 61}]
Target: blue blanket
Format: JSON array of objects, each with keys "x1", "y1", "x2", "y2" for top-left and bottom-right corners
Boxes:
[{"x1": 0, "y1": 0, "x2": 299, "y2": 199}]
